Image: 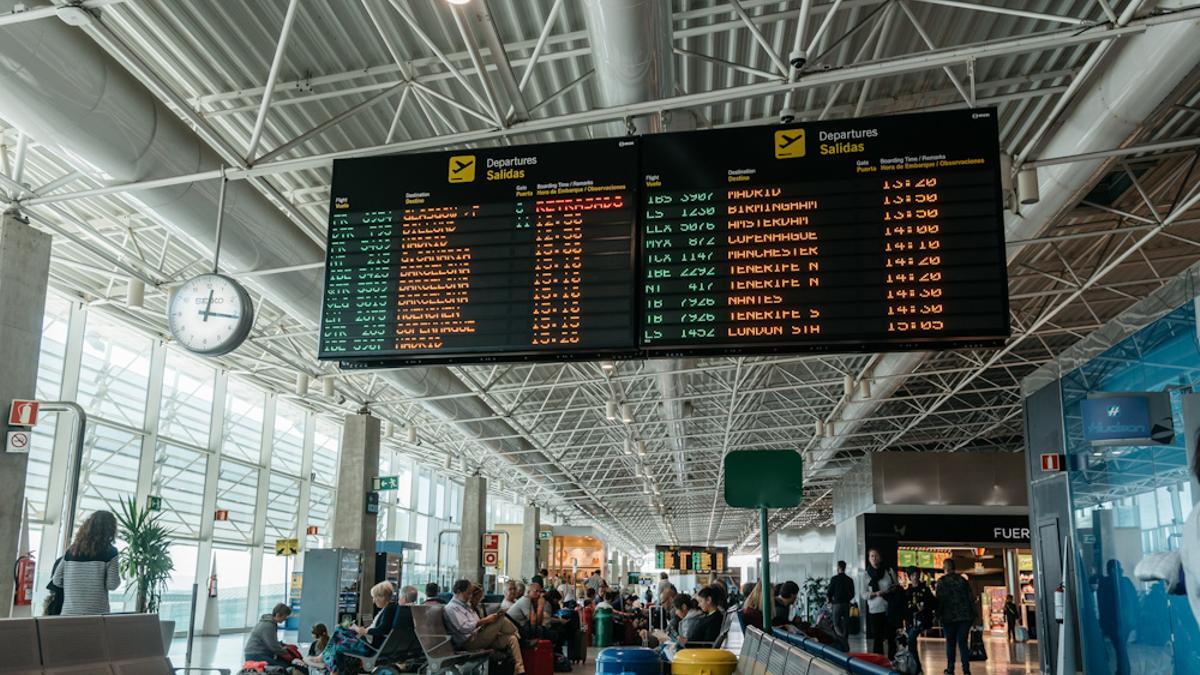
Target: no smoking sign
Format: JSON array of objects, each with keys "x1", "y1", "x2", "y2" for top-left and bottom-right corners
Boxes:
[{"x1": 6, "y1": 430, "x2": 30, "y2": 454}]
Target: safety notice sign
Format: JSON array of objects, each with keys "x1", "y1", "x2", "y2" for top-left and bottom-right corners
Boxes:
[{"x1": 6, "y1": 430, "x2": 30, "y2": 454}]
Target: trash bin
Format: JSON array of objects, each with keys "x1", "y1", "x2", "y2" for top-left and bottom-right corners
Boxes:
[
  {"x1": 671, "y1": 649, "x2": 738, "y2": 675},
  {"x1": 596, "y1": 647, "x2": 662, "y2": 675},
  {"x1": 595, "y1": 606, "x2": 614, "y2": 647}
]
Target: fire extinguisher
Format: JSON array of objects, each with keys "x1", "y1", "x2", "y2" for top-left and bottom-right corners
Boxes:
[
  {"x1": 207, "y1": 573, "x2": 218, "y2": 598},
  {"x1": 1053, "y1": 581, "x2": 1065, "y2": 623},
  {"x1": 13, "y1": 552, "x2": 35, "y2": 606}
]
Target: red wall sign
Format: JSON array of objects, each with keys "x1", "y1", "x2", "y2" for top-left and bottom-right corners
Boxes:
[
  {"x1": 1040, "y1": 453, "x2": 1063, "y2": 472},
  {"x1": 307, "y1": 526, "x2": 319, "y2": 535},
  {"x1": 9, "y1": 400, "x2": 38, "y2": 427},
  {"x1": 214, "y1": 509, "x2": 230, "y2": 521}
]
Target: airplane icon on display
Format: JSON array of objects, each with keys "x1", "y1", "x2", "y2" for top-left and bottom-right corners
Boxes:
[
  {"x1": 773, "y1": 129, "x2": 806, "y2": 158},
  {"x1": 448, "y1": 154, "x2": 476, "y2": 182}
]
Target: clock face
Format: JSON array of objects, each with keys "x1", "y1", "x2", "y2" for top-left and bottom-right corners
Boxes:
[{"x1": 168, "y1": 273, "x2": 255, "y2": 356}]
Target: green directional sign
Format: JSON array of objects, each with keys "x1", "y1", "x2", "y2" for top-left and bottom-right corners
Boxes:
[
  {"x1": 374, "y1": 475, "x2": 400, "y2": 491},
  {"x1": 147, "y1": 495, "x2": 163, "y2": 511},
  {"x1": 723, "y1": 450, "x2": 803, "y2": 508}
]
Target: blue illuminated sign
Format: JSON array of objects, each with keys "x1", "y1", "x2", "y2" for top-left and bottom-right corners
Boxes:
[{"x1": 1080, "y1": 396, "x2": 1151, "y2": 443}]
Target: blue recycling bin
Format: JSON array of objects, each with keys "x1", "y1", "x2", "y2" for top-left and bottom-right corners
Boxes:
[{"x1": 596, "y1": 647, "x2": 663, "y2": 675}]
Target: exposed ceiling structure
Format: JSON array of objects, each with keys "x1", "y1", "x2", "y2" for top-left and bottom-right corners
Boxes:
[{"x1": 0, "y1": 0, "x2": 1198, "y2": 555}]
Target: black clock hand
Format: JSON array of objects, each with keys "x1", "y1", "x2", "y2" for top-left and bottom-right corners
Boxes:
[
  {"x1": 201, "y1": 289, "x2": 215, "y2": 322},
  {"x1": 200, "y1": 311, "x2": 241, "y2": 320}
]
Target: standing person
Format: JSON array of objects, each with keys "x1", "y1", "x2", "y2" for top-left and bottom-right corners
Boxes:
[
  {"x1": 865, "y1": 549, "x2": 900, "y2": 659},
  {"x1": 657, "y1": 572, "x2": 672, "y2": 602},
  {"x1": 935, "y1": 559, "x2": 975, "y2": 675},
  {"x1": 1003, "y1": 594, "x2": 1020, "y2": 641},
  {"x1": 585, "y1": 570, "x2": 604, "y2": 595},
  {"x1": 52, "y1": 510, "x2": 120, "y2": 616},
  {"x1": 827, "y1": 561, "x2": 855, "y2": 640},
  {"x1": 444, "y1": 579, "x2": 525, "y2": 675}
]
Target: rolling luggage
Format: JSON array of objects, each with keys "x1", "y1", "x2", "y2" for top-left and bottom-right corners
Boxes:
[
  {"x1": 1014, "y1": 625, "x2": 1029, "y2": 642},
  {"x1": 569, "y1": 629, "x2": 587, "y2": 663},
  {"x1": 521, "y1": 639, "x2": 554, "y2": 675},
  {"x1": 968, "y1": 626, "x2": 988, "y2": 661}
]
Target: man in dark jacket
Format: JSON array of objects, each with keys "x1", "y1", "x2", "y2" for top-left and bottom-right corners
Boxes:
[
  {"x1": 935, "y1": 559, "x2": 975, "y2": 675},
  {"x1": 826, "y1": 561, "x2": 855, "y2": 639}
]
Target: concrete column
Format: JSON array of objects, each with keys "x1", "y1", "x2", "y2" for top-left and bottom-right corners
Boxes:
[
  {"x1": 331, "y1": 413, "x2": 381, "y2": 619},
  {"x1": 457, "y1": 474, "x2": 487, "y2": 584},
  {"x1": 0, "y1": 213, "x2": 51, "y2": 617},
  {"x1": 520, "y1": 503, "x2": 540, "y2": 581}
]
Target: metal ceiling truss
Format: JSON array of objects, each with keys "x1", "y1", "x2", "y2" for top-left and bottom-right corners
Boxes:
[{"x1": 1, "y1": 0, "x2": 1199, "y2": 549}]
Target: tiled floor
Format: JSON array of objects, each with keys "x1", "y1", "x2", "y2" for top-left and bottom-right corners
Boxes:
[{"x1": 169, "y1": 628, "x2": 1039, "y2": 674}]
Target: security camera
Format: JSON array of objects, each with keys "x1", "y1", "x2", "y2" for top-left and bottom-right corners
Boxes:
[
  {"x1": 779, "y1": 108, "x2": 796, "y2": 124},
  {"x1": 789, "y1": 49, "x2": 807, "y2": 69}
]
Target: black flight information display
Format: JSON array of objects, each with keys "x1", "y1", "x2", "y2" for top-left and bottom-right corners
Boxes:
[
  {"x1": 319, "y1": 109, "x2": 1009, "y2": 366},
  {"x1": 639, "y1": 109, "x2": 1008, "y2": 354},
  {"x1": 319, "y1": 139, "x2": 639, "y2": 364}
]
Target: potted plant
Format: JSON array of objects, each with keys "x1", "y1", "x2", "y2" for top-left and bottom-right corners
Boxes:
[{"x1": 116, "y1": 497, "x2": 175, "y2": 645}]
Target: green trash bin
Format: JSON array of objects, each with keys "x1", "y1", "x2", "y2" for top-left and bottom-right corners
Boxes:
[{"x1": 595, "y1": 606, "x2": 614, "y2": 648}]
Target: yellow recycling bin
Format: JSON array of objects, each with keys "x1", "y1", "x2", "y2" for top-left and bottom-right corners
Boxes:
[{"x1": 672, "y1": 649, "x2": 738, "y2": 675}]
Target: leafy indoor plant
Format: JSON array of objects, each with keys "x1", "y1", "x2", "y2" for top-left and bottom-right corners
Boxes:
[{"x1": 116, "y1": 496, "x2": 174, "y2": 613}]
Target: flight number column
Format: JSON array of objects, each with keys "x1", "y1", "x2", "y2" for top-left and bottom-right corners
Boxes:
[
  {"x1": 642, "y1": 189, "x2": 721, "y2": 344},
  {"x1": 882, "y1": 176, "x2": 945, "y2": 334},
  {"x1": 322, "y1": 210, "x2": 394, "y2": 354}
]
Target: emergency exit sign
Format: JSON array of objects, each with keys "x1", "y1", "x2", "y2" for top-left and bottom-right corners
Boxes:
[{"x1": 373, "y1": 475, "x2": 399, "y2": 491}]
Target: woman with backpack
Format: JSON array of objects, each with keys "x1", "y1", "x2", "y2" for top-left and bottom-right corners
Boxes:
[{"x1": 51, "y1": 510, "x2": 120, "y2": 615}]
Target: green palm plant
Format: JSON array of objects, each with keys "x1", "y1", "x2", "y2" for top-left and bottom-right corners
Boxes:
[{"x1": 115, "y1": 497, "x2": 174, "y2": 614}]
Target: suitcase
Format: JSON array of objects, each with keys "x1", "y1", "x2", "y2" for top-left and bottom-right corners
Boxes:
[
  {"x1": 521, "y1": 639, "x2": 554, "y2": 675},
  {"x1": 1014, "y1": 625, "x2": 1029, "y2": 642},
  {"x1": 569, "y1": 630, "x2": 587, "y2": 663},
  {"x1": 968, "y1": 627, "x2": 988, "y2": 661}
]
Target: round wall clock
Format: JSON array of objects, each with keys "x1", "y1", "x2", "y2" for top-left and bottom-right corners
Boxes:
[{"x1": 167, "y1": 273, "x2": 255, "y2": 356}]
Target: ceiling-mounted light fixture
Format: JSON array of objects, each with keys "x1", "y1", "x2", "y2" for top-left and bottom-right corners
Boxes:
[
  {"x1": 1018, "y1": 167, "x2": 1040, "y2": 205},
  {"x1": 444, "y1": 454, "x2": 453, "y2": 470},
  {"x1": 620, "y1": 404, "x2": 634, "y2": 424},
  {"x1": 859, "y1": 378, "x2": 872, "y2": 399},
  {"x1": 636, "y1": 440, "x2": 647, "y2": 457},
  {"x1": 406, "y1": 426, "x2": 418, "y2": 444},
  {"x1": 825, "y1": 420, "x2": 836, "y2": 438},
  {"x1": 126, "y1": 279, "x2": 145, "y2": 309},
  {"x1": 445, "y1": 0, "x2": 471, "y2": 5},
  {"x1": 605, "y1": 399, "x2": 619, "y2": 421},
  {"x1": 815, "y1": 420, "x2": 825, "y2": 437},
  {"x1": 322, "y1": 377, "x2": 335, "y2": 398},
  {"x1": 599, "y1": 360, "x2": 616, "y2": 374},
  {"x1": 295, "y1": 372, "x2": 309, "y2": 396},
  {"x1": 843, "y1": 374, "x2": 854, "y2": 398}
]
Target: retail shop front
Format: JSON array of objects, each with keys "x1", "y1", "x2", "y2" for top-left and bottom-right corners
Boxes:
[{"x1": 864, "y1": 513, "x2": 1035, "y2": 637}]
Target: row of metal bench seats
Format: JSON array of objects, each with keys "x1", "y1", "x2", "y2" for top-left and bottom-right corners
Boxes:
[
  {"x1": 734, "y1": 627, "x2": 900, "y2": 675},
  {"x1": 0, "y1": 613, "x2": 227, "y2": 675}
]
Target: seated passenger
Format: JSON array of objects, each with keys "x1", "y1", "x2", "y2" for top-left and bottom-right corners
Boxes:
[
  {"x1": 506, "y1": 582, "x2": 547, "y2": 638},
  {"x1": 742, "y1": 582, "x2": 765, "y2": 629},
  {"x1": 399, "y1": 585, "x2": 419, "y2": 605},
  {"x1": 500, "y1": 580, "x2": 521, "y2": 611},
  {"x1": 244, "y1": 603, "x2": 295, "y2": 667},
  {"x1": 424, "y1": 582, "x2": 445, "y2": 604},
  {"x1": 355, "y1": 581, "x2": 399, "y2": 648},
  {"x1": 469, "y1": 584, "x2": 486, "y2": 618},
  {"x1": 774, "y1": 580, "x2": 800, "y2": 626},
  {"x1": 678, "y1": 587, "x2": 723, "y2": 648},
  {"x1": 308, "y1": 623, "x2": 330, "y2": 658},
  {"x1": 444, "y1": 579, "x2": 525, "y2": 674}
]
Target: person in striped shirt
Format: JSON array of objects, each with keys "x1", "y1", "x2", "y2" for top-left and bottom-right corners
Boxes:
[{"x1": 52, "y1": 510, "x2": 121, "y2": 615}]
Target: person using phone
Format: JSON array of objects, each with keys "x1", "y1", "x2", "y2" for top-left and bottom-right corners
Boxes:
[{"x1": 445, "y1": 579, "x2": 525, "y2": 674}]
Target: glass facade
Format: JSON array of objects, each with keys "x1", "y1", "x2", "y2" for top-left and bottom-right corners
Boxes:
[
  {"x1": 23, "y1": 293, "x2": 475, "y2": 631},
  {"x1": 1059, "y1": 302, "x2": 1200, "y2": 673}
]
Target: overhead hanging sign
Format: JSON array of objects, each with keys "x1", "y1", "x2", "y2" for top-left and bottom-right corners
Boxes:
[{"x1": 321, "y1": 109, "x2": 1008, "y2": 368}]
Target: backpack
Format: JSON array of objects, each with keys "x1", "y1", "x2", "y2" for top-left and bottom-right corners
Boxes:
[
  {"x1": 553, "y1": 653, "x2": 572, "y2": 672},
  {"x1": 968, "y1": 626, "x2": 987, "y2": 661},
  {"x1": 891, "y1": 648, "x2": 920, "y2": 675}
]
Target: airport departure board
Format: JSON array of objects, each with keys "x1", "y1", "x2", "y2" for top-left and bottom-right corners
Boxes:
[
  {"x1": 639, "y1": 109, "x2": 1008, "y2": 354},
  {"x1": 655, "y1": 545, "x2": 729, "y2": 572},
  {"x1": 319, "y1": 139, "x2": 639, "y2": 364},
  {"x1": 319, "y1": 109, "x2": 1009, "y2": 366}
]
